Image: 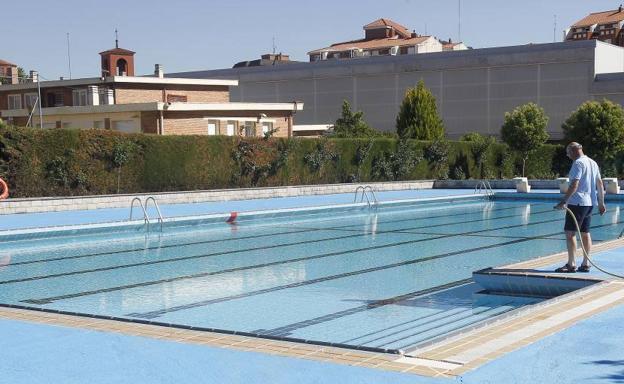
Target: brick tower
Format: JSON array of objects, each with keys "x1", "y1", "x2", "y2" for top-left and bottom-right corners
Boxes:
[{"x1": 99, "y1": 30, "x2": 135, "y2": 77}]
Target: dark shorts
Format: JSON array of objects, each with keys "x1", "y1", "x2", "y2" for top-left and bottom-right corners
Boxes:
[{"x1": 564, "y1": 205, "x2": 593, "y2": 233}]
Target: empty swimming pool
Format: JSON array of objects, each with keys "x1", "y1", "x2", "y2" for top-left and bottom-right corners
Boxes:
[{"x1": 2, "y1": 196, "x2": 623, "y2": 353}]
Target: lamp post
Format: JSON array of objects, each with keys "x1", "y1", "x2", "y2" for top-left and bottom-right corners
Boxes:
[{"x1": 37, "y1": 75, "x2": 42, "y2": 128}]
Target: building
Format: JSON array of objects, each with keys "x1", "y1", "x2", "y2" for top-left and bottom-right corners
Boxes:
[
  {"x1": 233, "y1": 53, "x2": 300, "y2": 69},
  {"x1": 0, "y1": 45, "x2": 303, "y2": 137},
  {"x1": 439, "y1": 38, "x2": 468, "y2": 51},
  {"x1": 307, "y1": 18, "x2": 467, "y2": 62},
  {"x1": 0, "y1": 60, "x2": 18, "y2": 85},
  {"x1": 172, "y1": 40, "x2": 624, "y2": 139},
  {"x1": 565, "y1": 5, "x2": 624, "y2": 47}
]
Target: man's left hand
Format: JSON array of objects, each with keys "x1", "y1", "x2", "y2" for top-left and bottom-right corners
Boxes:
[{"x1": 599, "y1": 203, "x2": 606, "y2": 215}]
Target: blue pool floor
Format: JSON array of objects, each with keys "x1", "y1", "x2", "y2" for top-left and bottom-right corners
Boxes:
[
  {"x1": 0, "y1": 189, "x2": 515, "y2": 231},
  {"x1": 1, "y1": 247, "x2": 623, "y2": 383}
]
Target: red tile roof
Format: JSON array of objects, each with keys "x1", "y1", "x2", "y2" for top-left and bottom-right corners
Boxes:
[
  {"x1": 363, "y1": 18, "x2": 411, "y2": 38},
  {"x1": 99, "y1": 47, "x2": 136, "y2": 55},
  {"x1": 571, "y1": 8, "x2": 624, "y2": 27},
  {"x1": 308, "y1": 36, "x2": 430, "y2": 55},
  {"x1": 0, "y1": 59, "x2": 17, "y2": 67}
]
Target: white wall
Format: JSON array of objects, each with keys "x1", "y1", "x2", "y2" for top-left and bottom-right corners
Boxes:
[{"x1": 594, "y1": 41, "x2": 624, "y2": 74}]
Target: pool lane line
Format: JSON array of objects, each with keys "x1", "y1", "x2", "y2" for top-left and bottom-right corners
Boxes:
[
  {"x1": 367, "y1": 300, "x2": 518, "y2": 349},
  {"x1": 126, "y1": 230, "x2": 567, "y2": 319},
  {"x1": 6, "y1": 227, "x2": 327, "y2": 267},
  {"x1": 253, "y1": 278, "x2": 474, "y2": 337},
  {"x1": 17, "y1": 211, "x2": 611, "y2": 305},
  {"x1": 10, "y1": 207, "x2": 564, "y2": 289},
  {"x1": 7, "y1": 202, "x2": 532, "y2": 267},
  {"x1": 271, "y1": 203, "x2": 555, "y2": 234},
  {"x1": 377, "y1": 302, "x2": 521, "y2": 351},
  {"x1": 339, "y1": 306, "x2": 477, "y2": 345}
]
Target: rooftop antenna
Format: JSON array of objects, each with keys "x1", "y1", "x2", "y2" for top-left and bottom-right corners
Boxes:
[
  {"x1": 115, "y1": 28, "x2": 119, "y2": 48},
  {"x1": 272, "y1": 36, "x2": 277, "y2": 55},
  {"x1": 553, "y1": 14, "x2": 557, "y2": 42},
  {"x1": 66, "y1": 32, "x2": 72, "y2": 79},
  {"x1": 458, "y1": 0, "x2": 462, "y2": 42}
]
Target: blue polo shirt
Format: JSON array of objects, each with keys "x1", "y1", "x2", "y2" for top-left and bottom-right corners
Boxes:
[{"x1": 568, "y1": 155, "x2": 601, "y2": 206}]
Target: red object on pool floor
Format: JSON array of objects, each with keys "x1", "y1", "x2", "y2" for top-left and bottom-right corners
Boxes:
[{"x1": 226, "y1": 211, "x2": 238, "y2": 224}]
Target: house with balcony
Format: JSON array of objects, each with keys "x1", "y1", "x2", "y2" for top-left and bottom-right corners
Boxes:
[
  {"x1": 0, "y1": 45, "x2": 303, "y2": 137},
  {"x1": 565, "y1": 5, "x2": 624, "y2": 47},
  {"x1": 308, "y1": 18, "x2": 467, "y2": 61}
]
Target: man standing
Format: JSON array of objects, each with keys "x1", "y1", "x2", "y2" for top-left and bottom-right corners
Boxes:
[{"x1": 554, "y1": 142, "x2": 606, "y2": 273}]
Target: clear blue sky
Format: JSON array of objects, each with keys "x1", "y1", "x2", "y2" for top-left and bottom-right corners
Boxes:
[{"x1": 1, "y1": 0, "x2": 620, "y2": 79}]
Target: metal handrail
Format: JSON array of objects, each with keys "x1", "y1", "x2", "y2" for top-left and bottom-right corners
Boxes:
[
  {"x1": 354, "y1": 186, "x2": 365, "y2": 203},
  {"x1": 354, "y1": 185, "x2": 378, "y2": 209},
  {"x1": 474, "y1": 180, "x2": 494, "y2": 200},
  {"x1": 129, "y1": 197, "x2": 150, "y2": 226},
  {"x1": 145, "y1": 196, "x2": 164, "y2": 232},
  {"x1": 364, "y1": 186, "x2": 378, "y2": 206}
]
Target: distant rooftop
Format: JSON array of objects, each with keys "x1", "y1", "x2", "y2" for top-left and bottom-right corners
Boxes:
[{"x1": 571, "y1": 6, "x2": 624, "y2": 27}]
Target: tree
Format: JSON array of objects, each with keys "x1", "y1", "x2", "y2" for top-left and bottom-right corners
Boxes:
[
  {"x1": 562, "y1": 100, "x2": 624, "y2": 175},
  {"x1": 501, "y1": 103, "x2": 549, "y2": 177},
  {"x1": 331, "y1": 100, "x2": 380, "y2": 138},
  {"x1": 396, "y1": 80, "x2": 445, "y2": 140},
  {"x1": 461, "y1": 132, "x2": 496, "y2": 178}
]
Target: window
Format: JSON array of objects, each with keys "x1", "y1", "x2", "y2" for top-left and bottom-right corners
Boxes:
[
  {"x1": 207, "y1": 120, "x2": 217, "y2": 135},
  {"x1": 116, "y1": 58, "x2": 128, "y2": 76},
  {"x1": 226, "y1": 121, "x2": 235, "y2": 136},
  {"x1": 167, "y1": 94, "x2": 188, "y2": 103},
  {"x1": 112, "y1": 120, "x2": 139, "y2": 133},
  {"x1": 262, "y1": 122, "x2": 273, "y2": 135},
  {"x1": 45, "y1": 91, "x2": 64, "y2": 107},
  {"x1": 93, "y1": 121, "x2": 104, "y2": 129},
  {"x1": 24, "y1": 93, "x2": 38, "y2": 109},
  {"x1": 72, "y1": 89, "x2": 88, "y2": 106},
  {"x1": 7, "y1": 94, "x2": 22, "y2": 110},
  {"x1": 242, "y1": 121, "x2": 255, "y2": 137}
]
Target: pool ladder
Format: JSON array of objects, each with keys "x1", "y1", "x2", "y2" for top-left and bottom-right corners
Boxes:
[
  {"x1": 474, "y1": 180, "x2": 494, "y2": 200},
  {"x1": 129, "y1": 196, "x2": 164, "y2": 232},
  {"x1": 354, "y1": 185, "x2": 378, "y2": 209}
]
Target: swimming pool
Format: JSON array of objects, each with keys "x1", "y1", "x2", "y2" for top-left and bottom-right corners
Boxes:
[{"x1": 2, "y1": 196, "x2": 623, "y2": 353}]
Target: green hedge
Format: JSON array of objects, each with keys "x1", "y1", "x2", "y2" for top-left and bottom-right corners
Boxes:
[{"x1": 0, "y1": 127, "x2": 568, "y2": 198}]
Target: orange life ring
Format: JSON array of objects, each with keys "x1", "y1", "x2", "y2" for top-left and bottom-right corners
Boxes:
[{"x1": 0, "y1": 178, "x2": 8, "y2": 200}]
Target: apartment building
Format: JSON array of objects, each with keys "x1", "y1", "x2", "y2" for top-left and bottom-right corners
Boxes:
[
  {"x1": 0, "y1": 46, "x2": 303, "y2": 137},
  {"x1": 308, "y1": 18, "x2": 467, "y2": 62},
  {"x1": 565, "y1": 5, "x2": 624, "y2": 47}
]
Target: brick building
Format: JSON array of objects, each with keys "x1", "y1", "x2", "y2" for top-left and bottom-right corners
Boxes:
[
  {"x1": 0, "y1": 60, "x2": 18, "y2": 85},
  {"x1": 308, "y1": 18, "x2": 467, "y2": 62},
  {"x1": 0, "y1": 46, "x2": 302, "y2": 137},
  {"x1": 565, "y1": 5, "x2": 624, "y2": 47}
]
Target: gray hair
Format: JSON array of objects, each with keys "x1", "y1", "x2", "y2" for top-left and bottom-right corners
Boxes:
[{"x1": 567, "y1": 142, "x2": 583, "y2": 150}]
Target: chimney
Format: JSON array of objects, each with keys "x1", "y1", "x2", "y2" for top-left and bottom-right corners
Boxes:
[
  {"x1": 154, "y1": 64, "x2": 164, "y2": 78},
  {"x1": 619, "y1": 4, "x2": 623, "y2": 12},
  {"x1": 29, "y1": 70, "x2": 38, "y2": 83},
  {"x1": 8, "y1": 67, "x2": 18, "y2": 84}
]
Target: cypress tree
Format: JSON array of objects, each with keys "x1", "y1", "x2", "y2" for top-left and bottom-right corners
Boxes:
[{"x1": 396, "y1": 80, "x2": 445, "y2": 140}]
